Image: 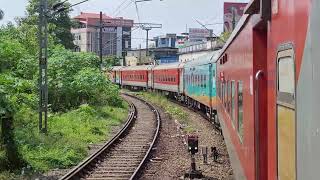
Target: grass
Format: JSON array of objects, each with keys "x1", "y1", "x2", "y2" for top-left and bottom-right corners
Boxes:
[
  {"x1": 1, "y1": 101, "x2": 128, "y2": 177},
  {"x1": 134, "y1": 91, "x2": 195, "y2": 133}
]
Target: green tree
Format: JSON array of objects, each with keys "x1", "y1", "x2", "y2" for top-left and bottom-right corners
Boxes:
[
  {"x1": 103, "y1": 56, "x2": 121, "y2": 68},
  {"x1": 219, "y1": 31, "x2": 232, "y2": 44},
  {"x1": 22, "y1": 0, "x2": 75, "y2": 49}
]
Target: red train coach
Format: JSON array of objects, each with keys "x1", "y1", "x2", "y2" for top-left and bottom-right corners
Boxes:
[
  {"x1": 267, "y1": 0, "x2": 316, "y2": 180},
  {"x1": 216, "y1": 0, "x2": 317, "y2": 180},
  {"x1": 152, "y1": 63, "x2": 181, "y2": 94},
  {"x1": 216, "y1": 12, "x2": 266, "y2": 180}
]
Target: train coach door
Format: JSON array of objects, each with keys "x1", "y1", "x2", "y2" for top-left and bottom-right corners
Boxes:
[{"x1": 276, "y1": 47, "x2": 296, "y2": 180}]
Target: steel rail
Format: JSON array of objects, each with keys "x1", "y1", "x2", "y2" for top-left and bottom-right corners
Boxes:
[
  {"x1": 59, "y1": 94, "x2": 161, "y2": 180},
  {"x1": 123, "y1": 93, "x2": 161, "y2": 180},
  {"x1": 59, "y1": 99, "x2": 136, "y2": 180}
]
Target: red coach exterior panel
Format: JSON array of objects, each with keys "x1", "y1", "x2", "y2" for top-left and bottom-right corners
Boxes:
[
  {"x1": 122, "y1": 70, "x2": 148, "y2": 82},
  {"x1": 217, "y1": 14, "x2": 255, "y2": 180},
  {"x1": 152, "y1": 63, "x2": 180, "y2": 93},
  {"x1": 267, "y1": 0, "x2": 310, "y2": 179},
  {"x1": 216, "y1": 11, "x2": 269, "y2": 179},
  {"x1": 121, "y1": 65, "x2": 151, "y2": 88}
]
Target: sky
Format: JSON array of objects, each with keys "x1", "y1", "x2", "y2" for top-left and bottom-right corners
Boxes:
[{"x1": 0, "y1": 0, "x2": 249, "y2": 48}]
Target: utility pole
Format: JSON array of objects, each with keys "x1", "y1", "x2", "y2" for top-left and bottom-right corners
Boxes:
[
  {"x1": 0, "y1": 9, "x2": 4, "y2": 20},
  {"x1": 38, "y1": 0, "x2": 48, "y2": 133},
  {"x1": 145, "y1": 27, "x2": 151, "y2": 56},
  {"x1": 99, "y1": 11, "x2": 103, "y2": 71},
  {"x1": 139, "y1": 44, "x2": 142, "y2": 64},
  {"x1": 231, "y1": 7, "x2": 236, "y2": 31},
  {"x1": 37, "y1": 0, "x2": 90, "y2": 133}
]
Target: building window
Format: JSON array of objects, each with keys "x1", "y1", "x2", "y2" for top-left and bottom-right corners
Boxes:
[{"x1": 238, "y1": 81, "x2": 244, "y2": 140}]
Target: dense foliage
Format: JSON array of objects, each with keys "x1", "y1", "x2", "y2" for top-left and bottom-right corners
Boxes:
[
  {"x1": 48, "y1": 47, "x2": 122, "y2": 111},
  {"x1": 20, "y1": 0, "x2": 75, "y2": 49},
  {"x1": 0, "y1": 1, "x2": 126, "y2": 176}
]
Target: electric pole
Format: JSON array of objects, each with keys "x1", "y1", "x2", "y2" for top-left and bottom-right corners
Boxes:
[
  {"x1": 231, "y1": 7, "x2": 236, "y2": 31},
  {"x1": 100, "y1": 11, "x2": 103, "y2": 71},
  {"x1": 38, "y1": 0, "x2": 91, "y2": 133},
  {"x1": 133, "y1": 23, "x2": 161, "y2": 65},
  {"x1": 0, "y1": 9, "x2": 4, "y2": 20},
  {"x1": 144, "y1": 27, "x2": 151, "y2": 56},
  {"x1": 38, "y1": 0, "x2": 48, "y2": 133}
]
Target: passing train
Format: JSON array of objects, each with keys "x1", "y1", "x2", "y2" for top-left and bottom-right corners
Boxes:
[
  {"x1": 111, "y1": 51, "x2": 220, "y2": 120},
  {"x1": 216, "y1": 0, "x2": 319, "y2": 180},
  {"x1": 112, "y1": 0, "x2": 319, "y2": 179}
]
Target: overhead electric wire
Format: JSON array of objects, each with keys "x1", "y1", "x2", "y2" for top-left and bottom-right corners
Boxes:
[
  {"x1": 112, "y1": 0, "x2": 131, "y2": 16},
  {"x1": 114, "y1": 0, "x2": 134, "y2": 17},
  {"x1": 134, "y1": 0, "x2": 141, "y2": 25},
  {"x1": 194, "y1": 19, "x2": 226, "y2": 43}
]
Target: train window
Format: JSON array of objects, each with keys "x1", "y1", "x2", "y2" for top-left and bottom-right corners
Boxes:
[
  {"x1": 276, "y1": 47, "x2": 296, "y2": 180},
  {"x1": 191, "y1": 75, "x2": 194, "y2": 86},
  {"x1": 238, "y1": 81, "x2": 244, "y2": 140},
  {"x1": 224, "y1": 81, "x2": 228, "y2": 108},
  {"x1": 204, "y1": 77, "x2": 207, "y2": 88},
  {"x1": 217, "y1": 80, "x2": 219, "y2": 97},
  {"x1": 221, "y1": 82, "x2": 224, "y2": 103},
  {"x1": 278, "y1": 56, "x2": 295, "y2": 102},
  {"x1": 202, "y1": 75, "x2": 205, "y2": 88},
  {"x1": 221, "y1": 81, "x2": 223, "y2": 99},
  {"x1": 229, "y1": 81, "x2": 232, "y2": 113},
  {"x1": 231, "y1": 81, "x2": 236, "y2": 125}
]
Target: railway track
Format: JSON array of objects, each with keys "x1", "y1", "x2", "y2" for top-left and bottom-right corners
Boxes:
[{"x1": 60, "y1": 93, "x2": 160, "y2": 180}]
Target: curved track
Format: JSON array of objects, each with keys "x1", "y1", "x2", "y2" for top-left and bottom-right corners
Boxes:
[{"x1": 60, "y1": 94, "x2": 160, "y2": 180}]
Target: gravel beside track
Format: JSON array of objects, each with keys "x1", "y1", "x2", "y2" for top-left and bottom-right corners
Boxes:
[{"x1": 139, "y1": 97, "x2": 234, "y2": 180}]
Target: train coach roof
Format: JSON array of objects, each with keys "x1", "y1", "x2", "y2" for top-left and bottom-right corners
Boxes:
[
  {"x1": 111, "y1": 66, "x2": 124, "y2": 71},
  {"x1": 121, "y1": 65, "x2": 153, "y2": 71},
  {"x1": 184, "y1": 50, "x2": 221, "y2": 67},
  {"x1": 153, "y1": 62, "x2": 183, "y2": 70}
]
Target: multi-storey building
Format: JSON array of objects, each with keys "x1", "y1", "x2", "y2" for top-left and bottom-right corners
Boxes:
[{"x1": 71, "y1": 12, "x2": 133, "y2": 58}]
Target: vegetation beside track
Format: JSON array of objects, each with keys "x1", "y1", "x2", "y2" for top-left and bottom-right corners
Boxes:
[
  {"x1": 0, "y1": 1, "x2": 127, "y2": 178},
  {"x1": 134, "y1": 91, "x2": 195, "y2": 133}
]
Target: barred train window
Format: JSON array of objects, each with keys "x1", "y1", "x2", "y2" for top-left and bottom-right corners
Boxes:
[
  {"x1": 231, "y1": 81, "x2": 235, "y2": 125},
  {"x1": 238, "y1": 81, "x2": 244, "y2": 140}
]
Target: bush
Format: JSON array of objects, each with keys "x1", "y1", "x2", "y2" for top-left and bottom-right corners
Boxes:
[{"x1": 48, "y1": 47, "x2": 122, "y2": 112}]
